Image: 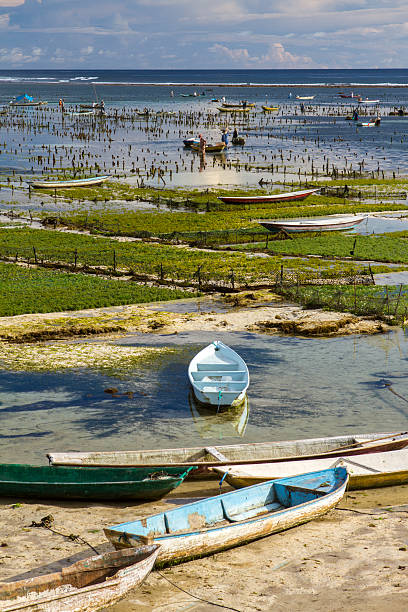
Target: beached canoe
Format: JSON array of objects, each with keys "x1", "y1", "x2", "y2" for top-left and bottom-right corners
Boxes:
[
  {"x1": 0, "y1": 464, "x2": 194, "y2": 501},
  {"x1": 212, "y1": 448, "x2": 408, "y2": 491},
  {"x1": 0, "y1": 545, "x2": 159, "y2": 611},
  {"x1": 188, "y1": 341, "x2": 249, "y2": 407},
  {"x1": 47, "y1": 431, "x2": 408, "y2": 478},
  {"x1": 218, "y1": 187, "x2": 320, "y2": 204},
  {"x1": 259, "y1": 215, "x2": 365, "y2": 233},
  {"x1": 29, "y1": 175, "x2": 110, "y2": 189},
  {"x1": 105, "y1": 467, "x2": 348, "y2": 566}
]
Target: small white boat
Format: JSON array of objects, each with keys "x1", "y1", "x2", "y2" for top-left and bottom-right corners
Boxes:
[
  {"x1": 218, "y1": 188, "x2": 319, "y2": 204},
  {"x1": 188, "y1": 341, "x2": 249, "y2": 408},
  {"x1": 296, "y1": 95, "x2": 315, "y2": 100},
  {"x1": 29, "y1": 175, "x2": 110, "y2": 189},
  {"x1": 259, "y1": 215, "x2": 366, "y2": 233},
  {"x1": 212, "y1": 448, "x2": 408, "y2": 491}
]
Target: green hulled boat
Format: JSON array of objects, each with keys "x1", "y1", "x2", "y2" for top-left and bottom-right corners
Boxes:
[{"x1": 0, "y1": 464, "x2": 195, "y2": 501}]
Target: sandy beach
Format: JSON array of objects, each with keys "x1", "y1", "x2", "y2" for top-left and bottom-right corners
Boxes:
[{"x1": 0, "y1": 481, "x2": 407, "y2": 611}]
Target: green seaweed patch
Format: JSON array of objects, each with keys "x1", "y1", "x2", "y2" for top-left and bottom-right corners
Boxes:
[{"x1": 0, "y1": 341, "x2": 177, "y2": 373}]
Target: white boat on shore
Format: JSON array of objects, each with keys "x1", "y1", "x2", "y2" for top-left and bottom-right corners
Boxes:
[
  {"x1": 259, "y1": 215, "x2": 366, "y2": 233},
  {"x1": 212, "y1": 447, "x2": 408, "y2": 491},
  {"x1": 188, "y1": 341, "x2": 249, "y2": 408},
  {"x1": 29, "y1": 175, "x2": 110, "y2": 189},
  {"x1": 218, "y1": 188, "x2": 319, "y2": 204},
  {"x1": 47, "y1": 431, "x2": 408, "y2": 479}
]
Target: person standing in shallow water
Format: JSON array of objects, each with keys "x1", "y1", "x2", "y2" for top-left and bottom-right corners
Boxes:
[
  {"x1": 221, "y1": 129, "x2": 229, "y2": 147},
  {"x1": 199, "y1": 134, "x2": 206, "y2": 153}
]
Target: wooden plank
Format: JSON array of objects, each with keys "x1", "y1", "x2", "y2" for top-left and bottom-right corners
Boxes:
[{"x1": 205, "y1": 447, "x2": 229, "y2": 462}]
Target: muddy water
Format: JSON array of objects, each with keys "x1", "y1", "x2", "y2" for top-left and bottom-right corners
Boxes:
[{"x1": 1, "y1": 328, "x2": 408, "y2": 465}]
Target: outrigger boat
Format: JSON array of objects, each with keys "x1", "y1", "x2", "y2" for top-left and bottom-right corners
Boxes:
[
  {"x1": 104, "y1": 468, "x2": 348, "y2": 567},
  {"x1": 29, "y1": 175, "x2": 110, "y2": 189},
  {"x1": 47, "y1": 431, "x2": 408, "y2": 479},
  {"x1": 259, "y1": 215, "x2": 365, "y2": 233},
  {"x1": 218, "y1": 187, "x2": 319, "y2": 204},
  {"x1": 0, "y1": 546, "x2": 159, "y2": 611},
  {"x1": 212, "y1": 448, "x2": 408, "y2": 491}
]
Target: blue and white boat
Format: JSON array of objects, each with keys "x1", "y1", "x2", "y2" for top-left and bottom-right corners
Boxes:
[
  {"x1": 104, "y1": 467, "x2": 348, "y2": 567},
  {"x1": 188, "y1": 341, "x2": 249, "y2": 408}
]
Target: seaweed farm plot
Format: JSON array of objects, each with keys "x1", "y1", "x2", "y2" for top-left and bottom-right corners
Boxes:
[
  {"x1": 278, "y1": 283, "x2": 408, "y2": 323},
  {"x1": 0, "y1": 227, "x2": 363, "y2": 291},
  {"x1": 0, "y1": 261, "x2": 196, "y2": 316}
]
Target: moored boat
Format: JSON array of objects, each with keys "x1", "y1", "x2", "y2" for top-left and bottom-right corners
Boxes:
[
  {"x1": 190, "y1": 142, "x2": 226, "y2": 153},
  {"x1": 259, "y1": 214, "x2": 365, "y2": 233},
  {"x1": 231, "y1": 136, "x2": 246, "y2": 145},
  {"x1": 212, "y1": 447, "x2": 408, "y2": 491},
  {"x1": 188, "y1": 341, "x2": 249, "y2": 407},
  {"x1": 218, "y1": 187, "x2": 319, "y2": 204},
  {"x1": 262, "y1": 105, "x2": 279, "y2": 112},
  {"x1": 218, "y1": 107, "x2": 251, "y2": 113},
  {"x1": 9, "y1": 94, "x2": 47, "y2": 107},
  {"x1": 183, "y1": 137, "x2": 200, "y2": 147},
  {"x1": 295, "y1": 95, "x2": 314, "y2": 100},
  {"x1": 357, "y1": 121, "x2": 376, "y2": 127},
  {"x1": 104, "y1": 467, "x2": 348, "y2": 566},
  {"x1": 0, "y1": 464, "x2": 194, "y2": 501},
  {"x1": 47, "y1": 431, "x2": 408, "y2": 477},
  {"x1": 221, "y1": 102, "x2": 255, "y2": 108},
  {"x1": 0, "y1": 545, "x2": 159, "y2": 611},
  {"x1": 29, "y1": 175, "x2": 110, "y2": 189}
]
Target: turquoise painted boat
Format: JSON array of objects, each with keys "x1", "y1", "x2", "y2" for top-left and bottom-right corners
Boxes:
[
  {"x1": 0, "y1": 465, "x2": 194, "y2": 501},
  {"x1": 105, "y1": 467, "x2": 348, "y2": 566}
]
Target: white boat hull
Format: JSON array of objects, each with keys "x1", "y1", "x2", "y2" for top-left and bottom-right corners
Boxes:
[{"x1": 188, "y1": 341, "x2": 249, "y2": 407}]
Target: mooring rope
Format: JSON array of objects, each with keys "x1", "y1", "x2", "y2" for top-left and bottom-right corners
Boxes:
[{"x1": 30, "y1": 514, "x2": 99, "y2": 554}]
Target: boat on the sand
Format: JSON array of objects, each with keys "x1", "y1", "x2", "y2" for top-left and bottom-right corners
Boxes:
[
  {"x1": 259, "y1": 215, "x2": 365, "y2": 233},
  {"x1": 0, "y1": 464, "x2": 194, "y2": 501},
  {"x1": 212, "y1": 447, "x2": 408, "y2": 491},
  {"x1": 29, "y1": 175, "x2": 110, "y2": 189},
  {"x1": 0, "y1": 545, "x2": 159, "y2": 611},
  {"x1": 104, "y1": 468, "x2": 348, "y2": 566},
  {"x1": 188, "y1": 341, "x2": 249, "y2": 408},
  {"x1": 47, "y1": 431, "x2": 408, "y2": 479},
  {"x1": 218, "y1": 188, "x2": 319, "y2": 204}
]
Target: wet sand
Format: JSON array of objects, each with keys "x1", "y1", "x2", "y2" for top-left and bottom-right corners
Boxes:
[{"x1": 0, "y1": 482, "x2": 407, "y2": 611}]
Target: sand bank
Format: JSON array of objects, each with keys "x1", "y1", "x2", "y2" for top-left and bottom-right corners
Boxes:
[{"x1": 0, "y1": 482, "x2": 407, "y2": 611}]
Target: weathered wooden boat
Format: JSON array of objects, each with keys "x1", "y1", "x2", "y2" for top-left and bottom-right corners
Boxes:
[
  {"x1": 47, "y1": 431, "x2": 408, "y2": 479},
  {"x1": 262, "y1": 105, "x2": 279, "y2": 112},
  {"x1": 105, "y1": 467, "x2": 348, "y2": 566},
  {"x1": 212, "y1": 448, "x2": 408, "y2": 491},
  {"x1": 190, "y1": 142, "x2": 226, "y2": 153},
  {"x1": 0, "y1": 545, "x2": 159, "y2": 611},
  {"x1": 0, "y1": 464, "x2": 194, "y2": 501},
  {"x1": 296, "y1": 95, "x2": 314, "y2": 100},
  {"x1": 218, "y1": 187, "x2": 319, "y2": 204},
  {"x1": 259, "y1": 215, "x2": 365, "y2": 233},
  {"x1": 231, "y1": 136, "x2": 246, "y2": 145},
  {"x1": 188, "y1": 341, "x2": 249, "y2": 408},
  {"x1": 218, "y1": 107, "x2": 251, "y2": 113},
  {"x1": 29, "y1": 175, "x2": 110, "y2": 189}
]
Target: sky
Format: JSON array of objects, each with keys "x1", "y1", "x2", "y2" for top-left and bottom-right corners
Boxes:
[{"x1": 0, "y1": 0, "x2": 407, "y2": 69}]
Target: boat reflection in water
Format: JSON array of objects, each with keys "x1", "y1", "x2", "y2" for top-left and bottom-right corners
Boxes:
[{"x1": 188, "y1": 392, "x2": 249, "y2": 438}]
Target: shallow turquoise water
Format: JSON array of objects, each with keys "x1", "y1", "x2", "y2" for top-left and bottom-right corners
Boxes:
[{"x1": 0, "y1": 329, "x2": 407, "y2": 464}]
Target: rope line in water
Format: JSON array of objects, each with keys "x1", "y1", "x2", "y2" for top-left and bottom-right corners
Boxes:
[
  {"x1": 383, "y1": 381, "x2": 408, "y2": 404},
  {"x1": 157, "y1": 570, "x2": 243, "y2": 612}
]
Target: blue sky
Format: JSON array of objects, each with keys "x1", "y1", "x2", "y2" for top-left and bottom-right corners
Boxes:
[{"x1": 0, "y1": 0, "x2": 407, "y2": 69}]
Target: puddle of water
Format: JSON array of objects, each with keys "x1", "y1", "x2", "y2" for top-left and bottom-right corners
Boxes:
[{"x1": 1, "y1": 329, "x2": 408, "y2": 464}]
